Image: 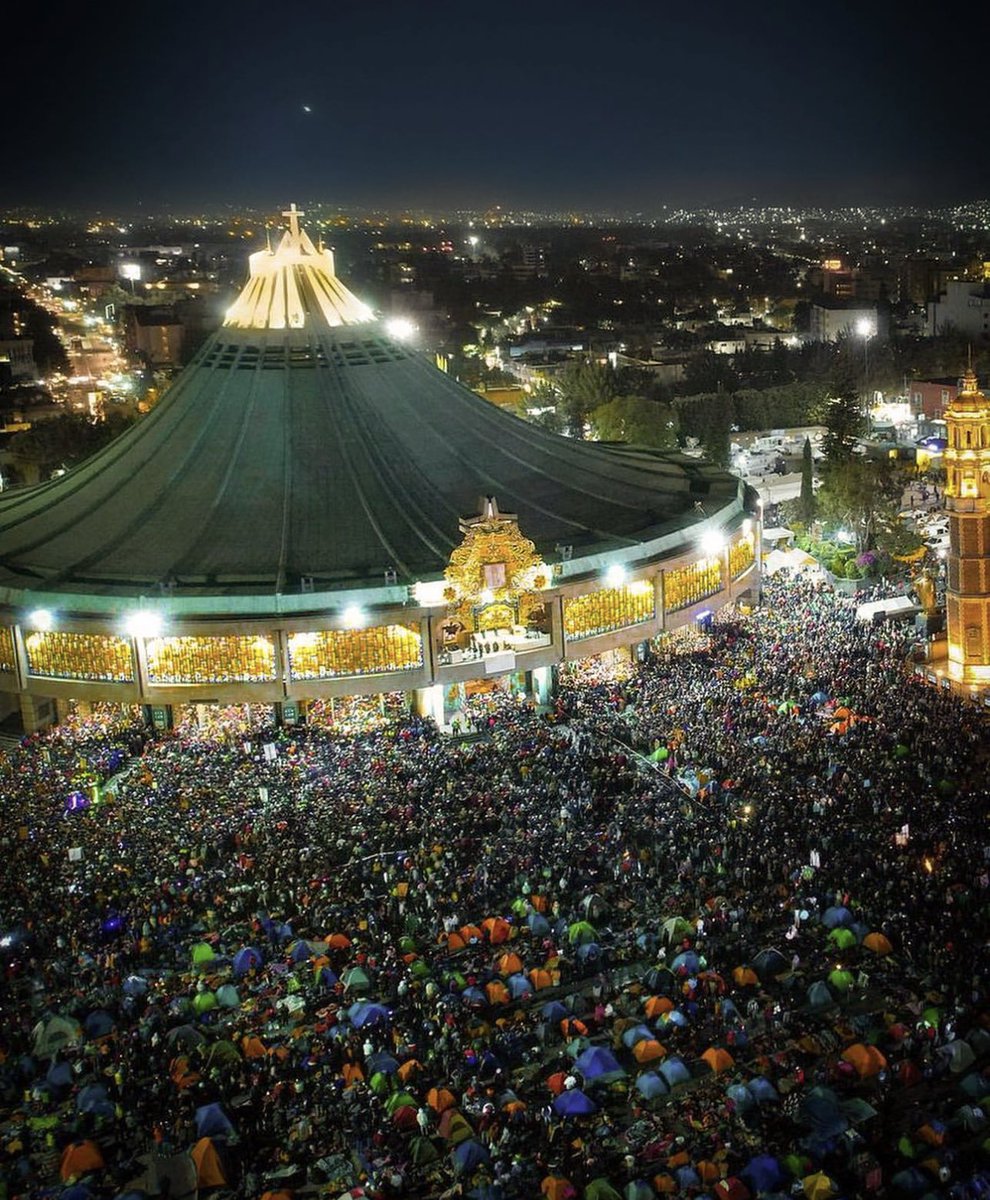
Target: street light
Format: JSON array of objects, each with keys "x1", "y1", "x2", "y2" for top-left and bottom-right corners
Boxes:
[{"x1": 856, "y1": 316, "x2": 875, "y2": 423}]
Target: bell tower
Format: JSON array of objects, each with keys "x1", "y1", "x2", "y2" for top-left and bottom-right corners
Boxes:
[{"x1": 944, "y1": 365, "x2": 990, "y2": 685}]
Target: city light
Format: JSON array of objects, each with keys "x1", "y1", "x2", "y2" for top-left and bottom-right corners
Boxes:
[
  {"x1": 341, "y1": 605, "x2": 367, "y2": 629},
  {"x1": 28, "y1": 608, "x2": 53, "y2": 631},
  {"x1": 701, "y1": 530, "x2": 725, "y2": 557},
  {"x1": 385, "y1": 316, "x2": 417, "y2": 341},
  {"x1": 125, "y1": 610, "x2": 163, "y2": 639},
  {"x1": 605, "y1": 564, "x2": 627, "y2": 587}
]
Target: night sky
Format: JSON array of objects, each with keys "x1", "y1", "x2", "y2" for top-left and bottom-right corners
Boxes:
[{"x1": 5, "y1": 0, "x2": 987, "y2": 212}]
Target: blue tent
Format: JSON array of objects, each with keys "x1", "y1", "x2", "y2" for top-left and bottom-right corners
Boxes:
[
  {"x1": 800, "y1": 1086, "x2": 848, "y2": 1140},
  {"x1": 462, "y1": 987, "x2": 486, "y2": 1005},
  {"x1": 315, "y1": 966, "x2": 339, "y2": 989},
  {"x1": 541, "y1": 1000, "x2": 569, "y2": 1022},
  {"x1": 659, "y1": 1056, "x2": 691, "y2": 1088},
  {"x1": 675, "y1": 1166, "x2": 701, "y2": 1189},
  {"x1": 574, "y1": 1046, "x2": 625, "y2": 1081},
  {"x1": 83, "y1": 1011, "x2": 114, "y2": 1038},
  {"x1": 726, "y1": 1083, "x2": 755, "y2": 1112},
  {"x1": 452, "y1": 1139, "x2": 490, "y2": 1174},
  {"x1": 232, "y1": 946, "x2": 264, "y2": 975},
  {"x1": 891, "y1": 1167, "x2": 931, "y2": 1194},
  {"x1": 670, "y1": 950, "x2": 700, "y2": 974},
  {"x1": 821, "y1": 905, "x2": 852, "y2": 929},
  {"x1": 506, "y1": 974, "x2": 533, "y2": 999},
  {"x1": 215, "y1": 984, "x2": 240, "y2": 1009},
  {"x1": 195, "y1": 1102, "x2": 236, "y2": 1139},
  {"x1": 621, "y1": 1024, "x2": 655, "y2": 1049},
  {"x1": 122, "y1": 975, "x2": 149, "y2": 996},
  {"x1": 752, "y1": 947, "x2": 788, "y2": 978},
  {"x1": 553, "y1": 1088, "x2": 599, "y2": 1117},
  {"x1": 635, "y1": 1072, "x2": 668, "y2": 1099},
  {"x1": 349, "y1": 1002, "x2": 391, "y2": 1028},
  {"x1": 527, "y1": 912, "x2": 551, "y2": 936},
  {"x1": 806, "y1": 981, "x2": 834, "y2": 1010},
  {"x1": 659, "y1": 1008, "x2": 689, "y2": 1028},
  {"x1": 77, "y1": 1083, "x2": 114, "y2": 1117},
  {"x1": 742, "y1": 1154, "x2": 785, "y2": 1192},
  {"x1": 366, "y1": 1052, "x2": 399, "y2": 1075},
  {"x1": 46, "y1": 1061, "x2": 74, "y2": 1092},
  {"x1": 62, "y1": 1186, "x2": 93, "y2": 1200},
  {"x1": 747, "y1": 1076, "x2": 779, "y2": 1104}
]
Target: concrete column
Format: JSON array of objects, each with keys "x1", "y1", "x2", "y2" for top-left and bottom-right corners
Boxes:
[
  {"x1": 20, "y1": 692, "x2": 57, "y2": 733},
  {"x1": 413, "y1": 683, "x2": 444, "y2": 725}
]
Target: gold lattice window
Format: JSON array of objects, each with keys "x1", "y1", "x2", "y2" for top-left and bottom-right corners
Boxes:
[
  {"x1": 664, "y1": 557, "x2": 724, "y2": 613},
  {"x1": 729, "y1": 534, "x2": 755, "y2": 579},
  {"x1": 0, "y1": 627, "x2": 16, "y2": 674},
  {"x1": 24, "y1": 631, "x2": 135, "y2": 682},
  {"x1": 563, "y1": 582, "x2": 655, "y2": 642},
  {"x1": 288, "y1": 624, "x2": 423, "y2": 680},
  {"x1": 144, "y1": 635, "x2": 277, "y2": 684}
]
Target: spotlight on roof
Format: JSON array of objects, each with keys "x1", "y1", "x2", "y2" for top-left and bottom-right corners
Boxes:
[
  {"x1": 605, "y1": 564, "x2": 627, "y2": 588},
  {"x1": 342, "y1": 605, "x2": 367, "y2": 629},
  {"x1": 28, "y1": 608, "x2": 53, "y2": 632},
  {"x1": 385, "y1": 316, "x2": 417, "y2": 342},
  {"x1": 701, "y1": 530, "x2": 725, "y2": 557},
  {"x1": 125, "y1": 610, "x2": 163, "y2": 639}
]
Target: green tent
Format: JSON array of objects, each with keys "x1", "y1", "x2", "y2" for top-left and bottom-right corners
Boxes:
[
  {"x1": 585, "y1": 1180, "x2": 622, "y2": 1200},
  {"x1": 568, "y1": 920, "x2": 598, "y2": 946},
  {"x1": 191, "y1": 942, "x2": 216, "y2": 966},
  {"x1": 193, "y1": 991, "x2": 218, "y2": 1014},
  {"x1": 410, "y1": 1136, "x2": 439, "y2": 1165},
  {"x1": 827, "y1": 968, "x2": 854, "y2": 993},
  {"x1": 342, "y1": 966, "x2": 372, "y2": 993},
  {"x1": 385, "y1": 1090, "x2": 418, "y2": 1115},
  {"x1": 369, "y1": 1072, "x2": 391, "y2": 1096},
  {"x1": 828, "y1": 927, "x2": 857, "y2": 951}
]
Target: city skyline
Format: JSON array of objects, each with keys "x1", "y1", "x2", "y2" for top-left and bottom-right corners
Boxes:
[{"x1": 6, "y1": 0, "x2": 988, "y2": 213}]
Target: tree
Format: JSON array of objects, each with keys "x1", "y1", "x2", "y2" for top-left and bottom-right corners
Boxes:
[
  {"x1": 820, "y1": 365, "x2": 865, "y2": 465},
  {"x1": 815, "y1": 455, "x2": 903, "y2": 552},
  {"x1": 7, "y1": 411, "x2": 135, "y2": 482},
  {"x1": 589, "y1": 396, "x2": 679, "y2": 449},
  {"x1": 555, "y1": 360, "x2": 616, "y2": 438},
  {"x1": 799, "y1": 437, "x2": 816, "y2": 524}
]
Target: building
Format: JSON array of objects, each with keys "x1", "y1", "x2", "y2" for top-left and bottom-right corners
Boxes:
[
  {"x1": 808, "y1": 300, "x2": 885, "y2": 344},
  {"x1": 0, "y1": 206, "x2": 759, "y2": 733},
  {"x1": 909, "y1": 376, "x2": 963, "y2": 421},
  {"x1": 123, "y1": 305, "x2": 185, "y2": 367},
  {"x1": 927, "y1": 279, "x2": 990, "y2": 340},
  {"x1": 943, "y1": 367, "x2": 990, "y2": 688}
]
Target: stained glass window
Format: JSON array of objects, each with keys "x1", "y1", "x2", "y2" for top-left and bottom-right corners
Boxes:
[
  {"x1": 25, "y1": 631, "x2": 135, "y2": 682},
  {"x1": 729, "y1": 534, "x2": 756, "y2": 578},
  {"x1": 563, "y1": 582, "x2": 655, "y2": 642},
  {"x1": 145, "y1": 635, "x2": 278, "y2": 684},
  {"x1": 288, "y1": 624, "x2": 423, "y2": 680},
  {"x1": 0, "y1": 627, "x2": 16, "y2": 674},
  {"x1": 664, "y1": 557, "x2": 724, "y2": 613}
]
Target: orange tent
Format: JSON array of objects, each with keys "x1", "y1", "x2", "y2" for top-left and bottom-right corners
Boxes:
[
  {"x1": 547, "y1": 1071, "x2": 568, "y2": 1095},
  {"x1": 438, "y1": 1109, "x2": 474, "y2": 1144},
  {"x1": 863, "y1": 932, "x2": 893, "y2": 955},
  {"x1": 341, "y1": 1062, "x2": 364, "y2": 1086},
  {"x1": 667, "y1": 1150, "x2": 690, "y2": 1169},
  {"x1": 60, "y1": 1139, "x2": 105, "y2": 1181},
  {"x1": 497, "y1": 951, "x2": 524, "y2": 976},
  {"x1": 326, "y1": 933, "x2": 351, "y2": 949},
  {"x1": 504, "y1": 1099, "x2": 526, "y2": 1114},
  {"x1": 397, "y1": 1059, "x2": 422, "y2": 1083},
  {"x1": 697, "y1": 1161, "x2": 723, "y2": 1183},
  {"x1": 530, "y1": 894, "x2": 548, "y2": 912},
  {"x1": 561, "y1": 1018, "x2": 588, "y2": 1037},
  {"x1": 169, "y1": 1055, "x2": 200, "y2": 1089},
  {"x1": 529, "y1": 968, "x2": 554, "y2": 990},
  {"x1": 261, "y1": 1192, "x2": 293, "y2": 1200},
  {"x1": 732, "y1": 966, "x2": 759, "y2": 987},
  {"x1": 445, "y1": 932, "x2": 466, "y2": 951},
  {"x1": 841, "y1": 1043, "x2": 887, "y2": 1078},
  {"x1": 191, "y1": 1137, "x2": 227, "y2": 1188},
  {"x1": 459, "y1": 924, "x2": 483, "y2": 945},
  {"x1": 653, "y1": 1175, "x2": 677, "y2": 1194},
  {"x1": 483, "y1": 917, "x2": 512, "y2": 944},
  {"x1": 541, "y1": 1175, "x2": 577, "y2": 1200},
  {"x1": 645, "y1": 995, "x2": 674, "y2": 1018},
  {"x1": 242, "y1": 1035, "x2": 267, "y2": 1059},
  {"x1": 702, "y1": 1047, "x2": 735, "y2": 1073},
  {"x1": 917, "y1": 1122, "x2": 946, "y2": 1147},
  {"x1": 427, "y1": 1086, "x2": 457, "y2": 1113},
  {"x1": 633, "y1": 1039, "x2": 667, "y2": 1064},
  {"x1": 486, "y1": 980, "x2": 510, "y2": 1005}
]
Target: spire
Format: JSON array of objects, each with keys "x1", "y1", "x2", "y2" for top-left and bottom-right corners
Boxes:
[{"x1": 223, "y1": 203, "x2": 374, "y2": 331}]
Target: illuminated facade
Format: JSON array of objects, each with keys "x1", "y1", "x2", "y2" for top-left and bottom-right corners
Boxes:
[
  {"x1": 944, "y1": 368, "x2": 990, "y2": 686},
  {"x1": 0, "y1": 208, "x2": 759, "y2": 730}
]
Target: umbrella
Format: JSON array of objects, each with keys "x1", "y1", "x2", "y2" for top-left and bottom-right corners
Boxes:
[{"x1": 553, "y1": 1088, "x2": 598, "y2": 1117}]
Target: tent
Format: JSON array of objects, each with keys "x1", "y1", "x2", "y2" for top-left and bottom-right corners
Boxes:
[
  {"x1": 60, "y1": 1140, "x2": 105, "y2": 1182},
  {"x1": 83, "y1": 1010, "x2": 115, "y2": 1039},
  {"x1": 821, "y1": 906, "x2": 852, "y2": 929},
  {"x1": 636, "y1": 1072, "x2": 669, "y2": 1099},
  {"x1": 349, "y1": 1001, "x2": 391, "y2": 1028},
  {"x1": 863, "y1": 931, "x2": 893, "y2": 955},
  {"x1": 33, "y1": 1014, "x2": 83, "y2": 1059},
  {"x1": 76, "y1": 1084, "x2": 114, "y2": 1118},
  {"x1": 232, "y1": 946, "x2": 264, "y2": 974},
  {"x1": 195, "y1": 1103, "x2": 236, "y2": 1139},
  {"x1": 574, "y1": 1046, "x2": 626, "y2": 1082},
  {"x1": 841, "y1": 1043, "x2": 887, "y2": 1079},
  {"x1": 553, "y1": 1089, "x2": 599, "y2": 1117},
  {"x1": 452, "y1": 1139, "x2": 490, "y2": 1174},
  {"x1": 191, "y1": 1137, "x2": 228, "y2": 1188},
  {"x1": 701, "y1": 1046, "x2": 735, "y2": 1073},
  {"x1": 741, "y1": 1155, "x2": 785, "y2": 1193},
  {"x1": 658, "y1": 1057, "x2": 691, "y2": 1088}
]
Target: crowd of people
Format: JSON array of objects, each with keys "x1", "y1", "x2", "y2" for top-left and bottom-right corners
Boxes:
[{"x1": 0, "y1": 573, "x2": 988, "y2": 1200}]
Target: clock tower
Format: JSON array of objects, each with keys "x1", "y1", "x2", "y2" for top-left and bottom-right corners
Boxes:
[{"x1": 944, "y1": 366, "x2": 990, "y2": 686}]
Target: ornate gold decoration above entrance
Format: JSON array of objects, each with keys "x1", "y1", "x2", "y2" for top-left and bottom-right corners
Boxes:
[{"x1": 444, "y1": 497, "x2": 549, "y2": 625}]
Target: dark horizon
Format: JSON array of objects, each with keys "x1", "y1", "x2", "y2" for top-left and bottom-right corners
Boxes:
[{"x1": 5, "y1": 0, "x2": 987, "y2": 213}]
